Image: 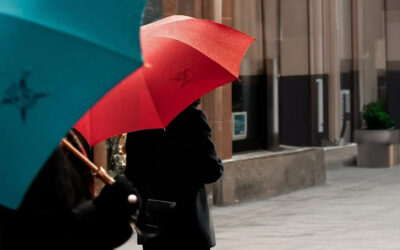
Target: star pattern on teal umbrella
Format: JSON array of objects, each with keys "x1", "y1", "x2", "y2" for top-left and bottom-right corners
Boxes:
[{"x1": 1, "y1": 71, "x2": 48, "y2": 122}]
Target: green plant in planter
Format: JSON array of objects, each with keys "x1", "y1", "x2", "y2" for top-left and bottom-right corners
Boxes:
[{"x1": 362, "y1": 101, "x2": 394, "y2": 130}]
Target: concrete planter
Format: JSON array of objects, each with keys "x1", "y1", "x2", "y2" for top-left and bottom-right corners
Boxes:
[{"x1": 354, "y1": 129, "x2": 400, "y2": 168}]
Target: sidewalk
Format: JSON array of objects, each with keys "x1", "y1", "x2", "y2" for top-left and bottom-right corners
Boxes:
[
  {"x1": 213, "y1": 165, "x2": 400, "y2": 250},
  {"x1": 120, "y1": 164, "x2": 400, "y2": 249}
]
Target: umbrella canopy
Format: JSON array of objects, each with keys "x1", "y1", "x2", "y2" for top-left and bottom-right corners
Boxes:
[
  {"x1": 0, "y1": 0, "x2": 146, "y2": 209},
  {"x1": 75, "y1": 15, "x2": 255, "y2": 146}
]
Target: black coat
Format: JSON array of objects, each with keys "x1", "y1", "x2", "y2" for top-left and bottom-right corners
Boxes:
[
  {"x1": 0, "y1": 147, "x2": 132, "y2": 250},
  {"x1": 126, "y1": 104, "x2": 223, "y2": 249}
]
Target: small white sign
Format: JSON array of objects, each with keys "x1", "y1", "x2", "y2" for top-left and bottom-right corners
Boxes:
[{"x1": 232, "y1": 112, "x2": 247, "y2": 141}]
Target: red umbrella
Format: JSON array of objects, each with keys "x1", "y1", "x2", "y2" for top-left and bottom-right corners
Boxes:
[{"x1": 74, "y1": 15, "x2": 254, "y2": 146}]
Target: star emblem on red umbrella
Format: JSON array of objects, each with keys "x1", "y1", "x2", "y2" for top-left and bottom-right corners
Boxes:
[{"x1": 171, "y1": 68, "x2": 192, "y2": 88}]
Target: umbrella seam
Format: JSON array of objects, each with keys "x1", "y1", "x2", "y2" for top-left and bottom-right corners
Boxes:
[{"x1": 138, "y1": 69, "x2": 166, "y2": 128}]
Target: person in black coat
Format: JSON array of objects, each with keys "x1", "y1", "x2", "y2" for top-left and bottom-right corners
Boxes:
[
  {"x1": 125, "y1": 100, "x2": 224, "y2": 250},
  {"x1": 0, "y1": 132, "x2": 141, "y2": 250}
]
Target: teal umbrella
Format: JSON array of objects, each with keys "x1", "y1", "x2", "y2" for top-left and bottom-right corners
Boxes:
[{"x1": 0, "y1": 0, "x2": 145, "y2": 209}]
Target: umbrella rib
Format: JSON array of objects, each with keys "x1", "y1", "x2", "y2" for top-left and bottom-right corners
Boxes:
[
  {"x1": 138, "y1": 70, "x2": 166, "y2": 128},
  {"x1": 0, "y1": 12, "x2": 141, "y2": 63}
]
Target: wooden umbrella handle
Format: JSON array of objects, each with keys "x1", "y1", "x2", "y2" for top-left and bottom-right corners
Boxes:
[{"x1": 61, "y1": 138, "x2": 115, "y2": 185}]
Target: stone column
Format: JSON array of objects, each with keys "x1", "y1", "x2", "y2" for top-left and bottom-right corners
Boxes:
[
  {"x1": 386, "y1": 0, "x2": 400, "y2": 127},
  {"x1": 279, "y1": 0, "x2": 312, "y2": 146},
  {"x1": 263, "y1": 0, "x2": 281, "y2": 150},
  {"x1": 359, "y1": 0, "x2": 386, "y2": 105},
  {"x1": 309, "y1": 0, "x2": 324, "y2": 76},
  {"x1": 309, "y1": 0, "x2": 327, "y2": 145},
  {"x1": 202, "y1": 0, "x2": 233, "y2": 160},
  {"x1": 351, "y1": 0, "x2": 364, "y2": 131},
  {"x1": 323, "y1": 0, "x2": 342, "y2": 143},
  {"x1": 386, "y1": 0, "x2": 400, "y2": 70},
  {"x1": 351, "y1": 0, "x2": 387, "y2": 130}
]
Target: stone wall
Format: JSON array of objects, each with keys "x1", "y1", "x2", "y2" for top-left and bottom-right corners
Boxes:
[{"x1": 213, "y1": 148, "x2": 325, "y2": 206}]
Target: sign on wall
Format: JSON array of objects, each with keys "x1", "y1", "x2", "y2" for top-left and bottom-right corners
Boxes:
[{"x1": 232, "y1": 111, "x2": 247, "y2": 141}]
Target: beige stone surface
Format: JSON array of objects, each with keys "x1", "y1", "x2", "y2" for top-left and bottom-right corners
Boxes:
[
  {"x1": 215, "y1": 148, "x2": 326, "y2": 205},
  {"x1": 212, "y1": 165, "x2": 400, "y2": 250}
]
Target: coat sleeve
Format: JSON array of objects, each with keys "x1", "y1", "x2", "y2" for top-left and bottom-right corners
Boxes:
[
  {"x1": 190, "y1": 110, "x2": 223, "y2": 184},
  {"x1": 168, "y1": 108, "x2": 224, "y2": 185}
]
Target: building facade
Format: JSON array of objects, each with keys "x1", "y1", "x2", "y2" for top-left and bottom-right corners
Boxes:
[
  {"x1": 133, "y1": 0, "x2": 400, "y2": 204},
  {"x1": 146, "y1": 0, "x2": 400, "y2": 158}
]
